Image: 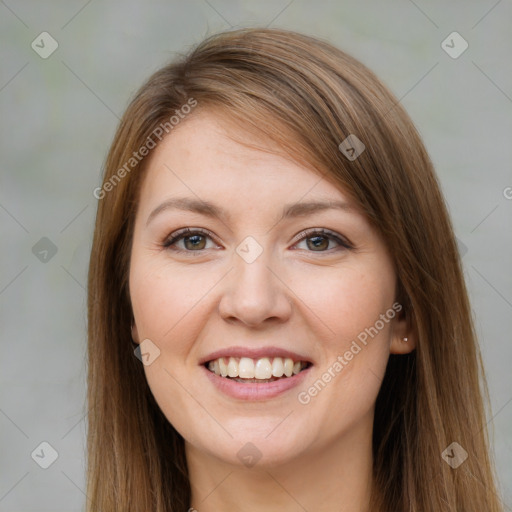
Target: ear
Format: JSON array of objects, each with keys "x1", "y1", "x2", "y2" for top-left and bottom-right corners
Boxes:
[
  {"x1": 131, "y1": 322, "x2": 140, "y2": 344},
  {"x1": 389, "y1": 306, "x2": 416, "y2": 355}
]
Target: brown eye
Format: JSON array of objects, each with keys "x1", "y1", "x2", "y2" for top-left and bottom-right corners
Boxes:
[
  {"x1": 306, "y1": 235, "x2": 330, "y2": 251},
  {"x1": 293, "y1": 229, "x2": 351, "y2": 253},
  {"x1": 163, "y1": 228, "x2": 218, "y2": 253},
  {"x1": 183, "y1": 234, "x2": 207, "y2": 250}
]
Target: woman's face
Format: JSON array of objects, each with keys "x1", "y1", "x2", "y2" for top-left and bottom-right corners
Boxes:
[{"x1": 129, "y1": 110, "x2": 411, "y2": 467}]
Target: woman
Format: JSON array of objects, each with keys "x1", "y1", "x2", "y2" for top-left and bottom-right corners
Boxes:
[{"x1": 87, "y1": 28, "x2": 504, "y2": 511}]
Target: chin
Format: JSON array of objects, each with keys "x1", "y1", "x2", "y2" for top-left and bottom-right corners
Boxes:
[{"x1": 191, "y1": 420, "x2": 316, "y2": 468}]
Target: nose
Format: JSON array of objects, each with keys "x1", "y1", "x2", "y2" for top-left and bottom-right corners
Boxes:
[{"x1": 218, "y1": 249, "x2": 292, "y2": 328}]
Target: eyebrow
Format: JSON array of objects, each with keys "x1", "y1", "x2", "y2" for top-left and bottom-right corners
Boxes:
[{"x1": 145, "y1": 196, "x2": 355, "y2": 227}]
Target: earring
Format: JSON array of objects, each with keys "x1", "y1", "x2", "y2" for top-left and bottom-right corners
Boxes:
[{"x1": 403, "y1": 337, "x2": 408, "y2": 342}]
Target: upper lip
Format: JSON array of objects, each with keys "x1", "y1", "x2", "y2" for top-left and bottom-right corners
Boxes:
[{"x1": 199, "y1": 346, "x2": 313, "y2": 366}]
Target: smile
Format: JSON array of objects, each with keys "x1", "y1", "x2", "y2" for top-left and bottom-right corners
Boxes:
[{"x1": 206, "y1": 356, "x2": 311, "y2": 382}]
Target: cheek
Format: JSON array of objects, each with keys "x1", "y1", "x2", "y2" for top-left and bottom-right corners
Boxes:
[
  {"x1": 294, "y1": 261, "x2": 395, "y2": 415},
  {"x1": 289, "y1": 262, "x2": 395, "y2": 348},
  {"x1": 129, "y1": 256, "x2": 216, "y2": 426},
  {"x1": 129, "y1": 254, "x2": 221, "y2": 352}
]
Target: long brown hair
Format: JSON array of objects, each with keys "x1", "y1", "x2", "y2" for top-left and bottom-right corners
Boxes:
[{"x1": 87, "y1": 28, "x2": 504, "y2": 511}]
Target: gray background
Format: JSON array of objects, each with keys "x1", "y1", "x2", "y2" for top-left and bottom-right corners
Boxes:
[{"x1": 1, "y1": 1, "x2": 511, "y2": 510}]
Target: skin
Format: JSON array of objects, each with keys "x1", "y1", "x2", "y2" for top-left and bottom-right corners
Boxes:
[{"x1": 129, "y1": 110, "x2": 415, "y2": 512}]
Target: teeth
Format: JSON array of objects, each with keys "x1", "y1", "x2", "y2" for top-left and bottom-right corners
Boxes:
[
  {"x1": 227, "y1": 357, "x2": 238, "y2": 378},
  {"x1": 238, "y1": 357, "x2": 255, "y2": 378},
  {"x1": 284, "y1": 357, "x2": 294, "y2": 377},
  {"x1": 254, "y1": 357, "x2": 272, "y2": 379},
  {"x1": 207, "y1": 359, "x2": 220, "y2": 375},
  {"x1": 219, "y1": 357, "x2": 228, "y2": 377},
  {"x1": 206, "y1": 356, "x2": 309, "y2": 380},
  {"x1": 272, "y1": 357, "x2": 284, "y2": 377}
]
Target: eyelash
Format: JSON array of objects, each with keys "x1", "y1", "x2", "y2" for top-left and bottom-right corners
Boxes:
[{"x1": 162, "y1": 227, "x2": 353, "y2": 255}]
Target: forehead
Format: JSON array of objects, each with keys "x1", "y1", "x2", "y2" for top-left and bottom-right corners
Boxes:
[{"x1": 139, "y1": 109, "x2": 356, "y2": 210}]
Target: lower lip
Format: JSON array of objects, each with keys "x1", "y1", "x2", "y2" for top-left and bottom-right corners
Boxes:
[{"x1": 201, "y1": 364, "x2": 312, "y2": 400}]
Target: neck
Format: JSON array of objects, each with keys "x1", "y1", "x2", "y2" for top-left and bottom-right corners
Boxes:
[{"x1": 186, "y1": 413, "x2": 376, "y2": 512}]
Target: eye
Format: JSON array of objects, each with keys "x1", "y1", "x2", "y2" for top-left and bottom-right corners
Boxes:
[
  {"x1": 162, "y1": 228, "x2": 219, "y2": 253},
  {"x1": 162, "y1": 227, "x2": 352, "y2": 255},
  {"x1": 292, "y1": 228, "x2": 352, "y2": 252}
]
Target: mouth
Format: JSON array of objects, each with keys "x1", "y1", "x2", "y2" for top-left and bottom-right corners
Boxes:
[{"x1": 204, "y1": 356, "x2": 312, "y2": 383}]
